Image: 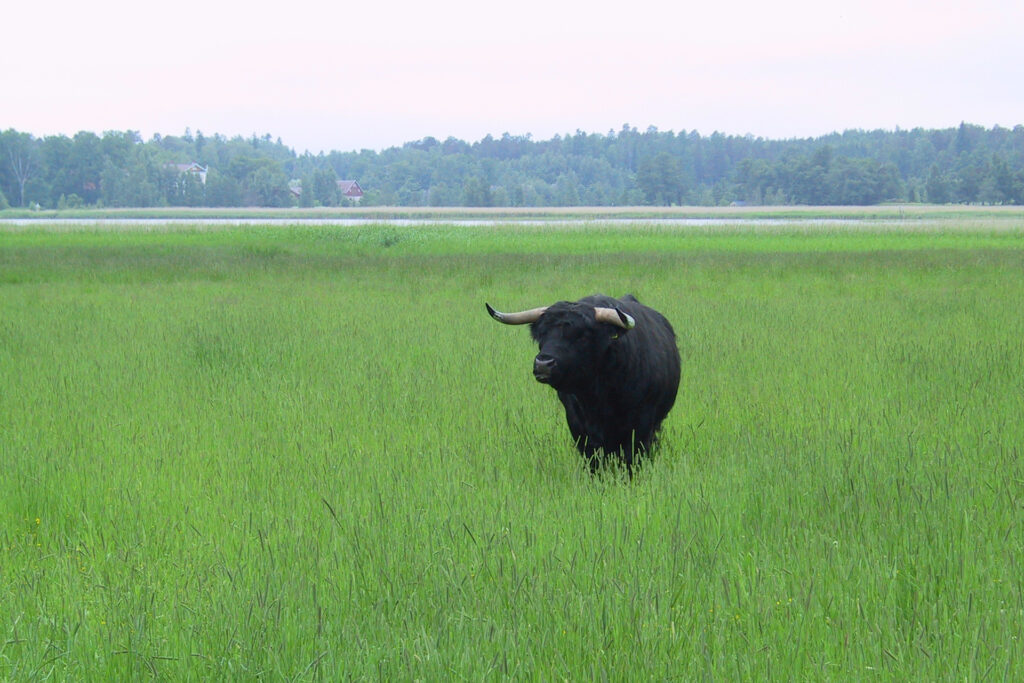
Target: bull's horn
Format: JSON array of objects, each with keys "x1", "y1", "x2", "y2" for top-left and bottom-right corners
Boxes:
[
  {"x1": 594, "y1": 307, "x2": 636, "y2": 330},
  {"x1": 485, "y1": 303, "x2": 549, "y2": 325}
]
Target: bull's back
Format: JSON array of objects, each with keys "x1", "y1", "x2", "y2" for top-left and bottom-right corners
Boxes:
[{"x1": 598, "y1": 295, "x2": 681, "y2": 416}]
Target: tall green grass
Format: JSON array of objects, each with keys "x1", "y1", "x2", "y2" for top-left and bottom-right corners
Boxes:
[{"x1": 2, "y1": 222, "x2": 1022, "y2": 679}]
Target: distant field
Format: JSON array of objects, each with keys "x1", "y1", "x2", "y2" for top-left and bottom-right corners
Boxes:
[{"x1": 2, "y1": 219, "x2": 1023, "y2": 679}]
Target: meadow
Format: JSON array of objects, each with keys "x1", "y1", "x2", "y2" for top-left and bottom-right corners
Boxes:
[{"x1": 1, "y1": 217, "x2": 1023, "y2": 679}]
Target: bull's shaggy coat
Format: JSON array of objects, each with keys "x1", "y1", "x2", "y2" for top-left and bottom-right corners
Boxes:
[{"x1": 490, "y1": 294, "x2": 680, "y2": 472}]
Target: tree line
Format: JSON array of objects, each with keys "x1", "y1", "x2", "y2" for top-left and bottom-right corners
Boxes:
[{"x1": 2, "y1": 123, "x2": 1023, "y2": 209}]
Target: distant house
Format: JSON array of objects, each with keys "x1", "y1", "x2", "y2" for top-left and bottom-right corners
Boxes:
[
  {"x1": 289, "y1": 179, "x2": 364, "y2": 204},
  {"x1": 167, "y1": 162, "x2": 208, "y2": 184},
  {"x1": 337, "y1": 180, "x2": 364, "y2": 202}
]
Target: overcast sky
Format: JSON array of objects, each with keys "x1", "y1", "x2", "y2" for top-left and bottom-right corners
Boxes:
[{"x1": 4, "y1": 0, "x2": 1022, "y2": 153}]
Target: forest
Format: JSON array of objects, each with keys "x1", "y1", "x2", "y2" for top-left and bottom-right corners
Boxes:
[{"x1": 1, "y1": 123, "x2": 1023, "y2": 209}]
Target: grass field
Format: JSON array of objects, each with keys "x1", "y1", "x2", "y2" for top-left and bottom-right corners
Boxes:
[{"x1": 2, "y1": 218, "x2": 1023, "y2": 679}]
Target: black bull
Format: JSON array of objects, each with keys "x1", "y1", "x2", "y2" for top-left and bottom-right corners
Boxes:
[{"x1": 486, "y1": 294, "x2": 681, "y2": 471}]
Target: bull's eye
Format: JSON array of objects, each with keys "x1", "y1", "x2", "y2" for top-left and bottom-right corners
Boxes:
[
  {"x1": 561, "y1": 327, "x2": 583, "y2": 342},
  {"x1": 577, "y1": 329, "x2": 595, "y2": 344}
]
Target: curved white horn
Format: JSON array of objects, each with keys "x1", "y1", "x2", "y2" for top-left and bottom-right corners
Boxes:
[
  {"x1": 594, "y1": 307, "x2": 635, "y2": 330},
  {"x1": 486, "y1": 303, "x2": 549, "y2": 325}
]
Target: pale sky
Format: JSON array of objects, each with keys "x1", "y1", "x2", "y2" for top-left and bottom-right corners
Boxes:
[{"x1": 4, "y1": 0, "x2": 1022, "y2": 153}]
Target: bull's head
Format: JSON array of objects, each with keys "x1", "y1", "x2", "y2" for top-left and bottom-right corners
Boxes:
[{"x1": 486, "y1": 301, "x2": 635, "y2": 391}]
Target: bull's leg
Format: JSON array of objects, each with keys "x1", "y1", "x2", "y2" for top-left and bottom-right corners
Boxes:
[
  {"x1": 619, "y1": 423, "x2": 658, "y2": 475},
  {"x1": 620, "y1": 433, "x2": 647, "y2": 476},
  {"x1": 573, "y1": 435, "x2": 606, "y2": 473}
]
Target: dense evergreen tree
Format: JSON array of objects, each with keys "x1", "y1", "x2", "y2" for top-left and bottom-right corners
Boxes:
[
  {"x1": 305, "y1": 166, "x2": 341, "y2": 207},
  {"x1": 1, "y1": 124, "x2": 1023, "y2": 208},
  {"x1": 637, "y1": 152, "x2": 684, "y2": 205}
]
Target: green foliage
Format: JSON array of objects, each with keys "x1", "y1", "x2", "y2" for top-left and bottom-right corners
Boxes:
[
  {"x1": 306, "y1": 166, "x2": 341, "y2": 207},
  {"x1": 204, "y1": 168, "x2": 242, "y2": 207},
  {"x1": 247, "y1": 164, "x2": 290, "y2": 207},
  {"x1": 2, "y1": 219, "x2": 1024, "y2": 678},
  {"x1": 55, "y1": 193, "x2": 84, "y2": 210},
  {"x1": 462, "y1": 175, "x2": 493, "y2": 206},
  {"x1": 637, "y1": 152, "x2": 684, "y2": 205},
  {"x1": 0, "y1": 129, "x2": 39, "y2": 207},
  {"x1": 2, "y1": 124, "x2": 1024, "y2": 208}
]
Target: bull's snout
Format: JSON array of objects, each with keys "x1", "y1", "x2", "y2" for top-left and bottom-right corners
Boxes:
[{"x1": 533, "y1": 354, "x2": 556, "y2": 383}]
